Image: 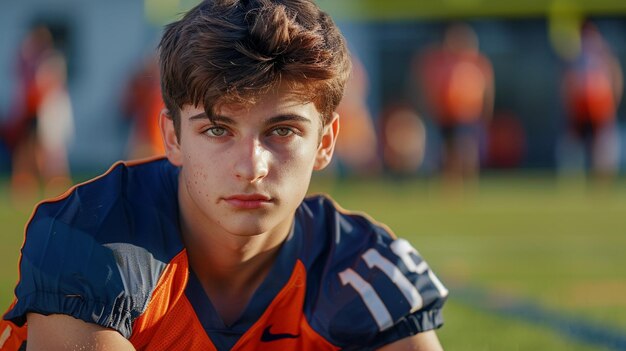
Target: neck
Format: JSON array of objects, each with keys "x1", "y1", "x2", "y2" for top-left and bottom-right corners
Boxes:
[
  {"x1": 184, "y1": 225, "x2": 288, "y2": 282},
  {"x1": 181, "y1": 217, "x2": 291, "y2": 326},
  {"x1": 177, "y1": 180, "x2": 294, "y2": 325}
]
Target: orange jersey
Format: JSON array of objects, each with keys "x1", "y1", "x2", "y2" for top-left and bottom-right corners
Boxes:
[
  {"x1": 564, "y1": 60, "x2": 618, "y2": 126},
  {"x1": 419, "y1": 49, "x2": 493, "y2": 126},
  {"x1": 2, "y1": 158, "x2": 447, "y2": 350}
]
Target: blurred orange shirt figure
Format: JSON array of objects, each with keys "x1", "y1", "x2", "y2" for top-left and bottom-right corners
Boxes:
[
  {"x1": 563, "y1": 23, "x2": 621, "y2": 130},
  {"x1": 416, "y1": 23, "x2": 494, "y2": 187},
  {"x1": 560, "y1": 22, "x2": 622, "y2": 183},
  {"x1": 333, "y1": 56, "x2": 380, "y2": 176},
  {"x1": 121, "y1": 56, "x2": 165, "y2": 159},
  {"x1": 3, "y1": 25, "x2": 74, "y2": 206},
  {"x1": 380, "y1": 103, "x2": 426, "y2": 175}
]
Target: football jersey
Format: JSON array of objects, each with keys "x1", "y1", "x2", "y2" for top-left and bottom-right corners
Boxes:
[{"x1": 1, "y1": 157, "x2": 448, "y2": 350}]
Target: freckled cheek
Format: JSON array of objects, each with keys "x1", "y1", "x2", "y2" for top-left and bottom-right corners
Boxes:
[{"x1": 185, "y1": 160, "x2": 216, "y2": 201}]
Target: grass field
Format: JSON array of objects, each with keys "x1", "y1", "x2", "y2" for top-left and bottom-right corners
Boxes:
[{"x1": 1, "y1": 174, "x2": 625, "y2": 350}]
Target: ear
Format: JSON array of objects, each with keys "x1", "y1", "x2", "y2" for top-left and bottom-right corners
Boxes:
[
  {"x1": 314, "y1": 112, "x2": 340, "y2": 171},
  {"x1": 159, "y1": 108, "x2": 183, "y2": 166}
]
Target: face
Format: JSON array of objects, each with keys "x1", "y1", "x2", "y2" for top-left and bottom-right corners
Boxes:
[{"x1": 161, "y1": 88, "x2": 339, "y2": 239}]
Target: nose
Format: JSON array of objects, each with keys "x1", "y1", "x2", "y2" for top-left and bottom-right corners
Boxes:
[{"x1": 233, "y1": 137, "x2": 269, "y2": 183}]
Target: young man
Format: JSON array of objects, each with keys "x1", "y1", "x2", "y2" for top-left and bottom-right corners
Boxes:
[{"x1": 1, "y1": 1, "x2": 448, "y2": 350}]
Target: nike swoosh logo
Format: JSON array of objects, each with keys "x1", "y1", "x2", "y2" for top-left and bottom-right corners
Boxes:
[{"x1": 260, "y1": 325, "x2": 300, "y2": 342}]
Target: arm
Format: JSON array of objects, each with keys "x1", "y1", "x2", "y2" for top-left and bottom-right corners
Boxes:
[
  {"x1": 26, "y1": 313, "x2": 136, "y2": 351},
  {"x1": 377, "y1": 330, "x2": 444, "y2": 351}
]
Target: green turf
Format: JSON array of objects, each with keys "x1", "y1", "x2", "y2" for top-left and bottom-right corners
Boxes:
[
  {"x1": 0, "y1": 181, "x2": 31, "y2": 310},
  {"x1": 1, "y1": 174, "x2": 624, "y2": 350},
  {"x1": 438, "y1": 300, "x2": 609, "y2": 351}
]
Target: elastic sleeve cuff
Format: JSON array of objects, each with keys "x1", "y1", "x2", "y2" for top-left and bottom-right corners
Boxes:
[
  {"x1": 367, "y1": 308, "x2": 445, "y2": 351},
  {"x1": 4, "y1": 290, "x2": 134, "y2": 339}
]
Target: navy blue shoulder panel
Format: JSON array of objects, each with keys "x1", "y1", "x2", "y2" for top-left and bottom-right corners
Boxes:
[
  {"x1": 4, "y1": 158, "x2": 183, "y2": 338},
  {"x1": 297, "y1": 195, "x2": 448, "y2": 350}
]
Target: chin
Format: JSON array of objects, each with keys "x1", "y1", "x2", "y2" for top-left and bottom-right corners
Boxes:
[{"x1": 226, "y1": 221, "x2": 274, "y2": 237}]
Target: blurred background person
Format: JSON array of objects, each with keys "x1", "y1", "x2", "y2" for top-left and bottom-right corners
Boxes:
[
  {"x1": 559, "y1": 21, "x2": 622, "y2": 186},
  {"x1": 1, "y1": 25, "x2": 54, "y2": 203},
  {"x1": 380, "y1": 102, "x2": 427, "y2": 176},
  {"x1": 1, "y1": 25, "x2": 74, "y2": 206},
  {"x1": 34, "y1": 51, "x2": 74, "y2": 195},
  {"x1": 120, "y1": 53, "x2": 165, "y2": 159},
  {"x1": 333, "y1": 55, "x2": 380, "y2": 177},
  {"x1": 415, "y1": 22, "x2": 494, "y2": 189}
]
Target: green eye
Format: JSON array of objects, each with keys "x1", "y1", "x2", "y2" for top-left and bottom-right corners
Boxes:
[
  {"x1": 206, "y1": 127, "x2": 226, "y2": 137},
  {"x1": 273, "y1": 127, "x2": 293, "y2": 136}
]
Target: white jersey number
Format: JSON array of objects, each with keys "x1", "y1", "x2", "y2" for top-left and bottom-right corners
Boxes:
[{"x1": 338, "y1": 239, "x2": 447, "y2": 331}]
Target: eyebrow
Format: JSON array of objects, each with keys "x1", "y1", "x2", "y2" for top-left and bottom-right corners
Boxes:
[{"x1": 188, "y1": 112, "x2": 312, "y2": 125}]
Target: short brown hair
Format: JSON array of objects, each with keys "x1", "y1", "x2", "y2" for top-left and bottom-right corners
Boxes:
[{"x1": 159, "y1": 0, "x2": 352, "y2": 137}]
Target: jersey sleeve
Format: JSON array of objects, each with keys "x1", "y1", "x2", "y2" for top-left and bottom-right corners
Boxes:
[
  {"x1": 3, "y1": 206, "x2": 137, "y2": 337},
  {"x1": 349, "y1": 236, "x2": 448, "y2": 350},
  {"x1": 3, "y1": 159, "x2": 181, "y2": 341},
  {"x1": 307, "y1": 200, "x2": 448, "y2": 350}
]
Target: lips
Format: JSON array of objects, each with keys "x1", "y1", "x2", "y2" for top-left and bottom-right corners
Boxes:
[{"x1": 224, "y1": 194, "x2": 273, "y2": 209}]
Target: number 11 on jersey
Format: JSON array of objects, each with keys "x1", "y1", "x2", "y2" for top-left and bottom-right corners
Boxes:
[{"x1": 338, "y1": 239, "x2": 448, "y2": 331}]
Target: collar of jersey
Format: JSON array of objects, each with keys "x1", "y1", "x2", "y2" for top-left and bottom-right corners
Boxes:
[{"x1": 184, "y1": 219, "x2": 301, "y2": 348}]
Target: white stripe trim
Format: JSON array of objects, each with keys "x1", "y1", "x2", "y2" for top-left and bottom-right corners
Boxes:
[
  {"x1": 0, "y1": 325, "x2": 12, "y2": 348},
  {"x1": 363, "y1": 249, "x2": 424, "y2": 312},
  {"x1": 339, "y1": 268, "x2": 394, "y2": 331},
  {"x1": 429, "y1": 269, "x2": 449, "y2": 297},
  {"x1": 390, "y1": 238, "x2": 428, "y2": 274}
]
